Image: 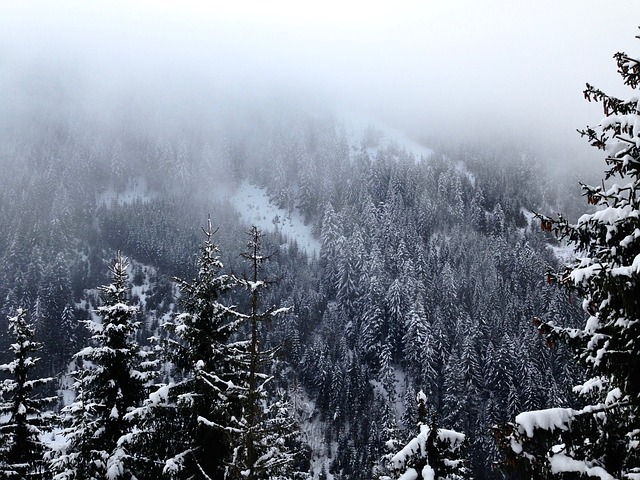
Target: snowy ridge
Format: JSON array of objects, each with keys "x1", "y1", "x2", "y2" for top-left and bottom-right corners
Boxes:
[{"x1": 229, "y1": 182, "x2": 321, "y2": 259}]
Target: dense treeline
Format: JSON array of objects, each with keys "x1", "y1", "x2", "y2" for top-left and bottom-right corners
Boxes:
[{"x1": 0, "y1": 98, "x2": 586, "y2": 478}]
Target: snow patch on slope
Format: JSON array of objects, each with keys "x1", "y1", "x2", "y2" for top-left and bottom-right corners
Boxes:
[
  {"x1": 550, "y1": 244, "x2": 576, "y2": 265},
  {"x1": 97, "y1": 176, "x2": 157, "y2": 208},
  {"x1": 230, "y1": 182, "x2": 321, "y2": 259},
  {"x1": 454, "y1": 160, "x2": 476, "y2": 186},
  {"x1": 521, "y1": 208, "x2": 536, "y2": 227}
]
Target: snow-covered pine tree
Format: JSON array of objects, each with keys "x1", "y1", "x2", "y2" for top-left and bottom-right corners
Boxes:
[
  {"x1": 50, "y1": 251, "x2": 155, "y2": 479},
  {"x1": 131, "y1": 218, "x2": 244, "y2": 479},
  {"x1": 382, "y1": 390, "x2": 468, "y2": 480},
  {"x1": 402, "y1": 294, "x2": 436, "y2": 395},
  {"x1": 498, "y1": 29, "x2": 640, "y2": 480},
  {"x1": 228, "y1": 226, "x2": 304, "y2": 480},
  {"x1": 0, "y1": 308, "x2": 56, "y2": 478},
  {"x1": 320, "y1": 204, "x2": 341, "y2": 294}
]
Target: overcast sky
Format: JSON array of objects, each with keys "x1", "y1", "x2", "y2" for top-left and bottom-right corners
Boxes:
[{"x1": 1, "y1": 0, "x2": 639, "y2": 155}]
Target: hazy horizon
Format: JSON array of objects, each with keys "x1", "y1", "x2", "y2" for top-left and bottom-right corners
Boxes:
[{"x1": 2, "y1": 1, "x2": 639, "y2": 161}]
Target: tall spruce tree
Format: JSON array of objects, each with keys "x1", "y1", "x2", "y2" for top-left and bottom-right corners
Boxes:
[
  {"x1": 0, "y1": 308, "x2": 55, "y2": 478},
  {"x1": 50, "y1": 251, "x2": 154, "y2": 479},
  {"x1": 498, "y1": 29, "x2": 640, "y2": 480},
  {"x1": 132, "y1": 218, "x2": 244, "y2": 479},
  {"x1": 228, "y1": 226, "x2": 303, "y2": 480}
]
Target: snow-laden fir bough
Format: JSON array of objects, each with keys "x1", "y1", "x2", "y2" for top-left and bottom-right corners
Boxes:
[{"x1": 497, "y1": 28, "x2": 640, "y2": 480}]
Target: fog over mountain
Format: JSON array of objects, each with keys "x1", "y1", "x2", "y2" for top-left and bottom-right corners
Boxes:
[{"x1": 2, "y1": 0, "x2": 638, "y2": 157}]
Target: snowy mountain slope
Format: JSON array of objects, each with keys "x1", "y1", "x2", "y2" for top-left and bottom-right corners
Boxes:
[
  {"x1": 226, "y1": 117, "x2": 433, "y2": 260},
  {"x1": 229, "y1": 181, "x2": 321, "y2": 259}
]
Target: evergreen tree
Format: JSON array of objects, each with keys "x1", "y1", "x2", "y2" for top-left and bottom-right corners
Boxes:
[
  {"x1": 385, "y1": 278, "x2": 408, "y2": 359},
  {"x1": 382, "y1": 391, "x2": 468, "y2": 480},
  {"x1": 498, "y1": 30, "x2": 640, "y2": 480},
  {"x1": 0, "y1": 308, "x2": 55, "y2": 478},
  {"x1": 320, "y1": 204, "x2": 341, "y2": 294},
  {"x1": 131, "y1": 218, "x2": 244, "y2": 479},
  {"x1": 442, "y1": 350, "x2": 465, "y2": 430},
  {"x1": 361, "y1": 254, "x2": 388, "y2": 367},
  {"x1": 50, "y1": 251, "x2": 154, "y2": 479},
  {"x1": 335, "y1": 229, "x2": 365, "y2": 319},
  {"x1": 228, "y1": 226, "x2": 304, "y2": 480},
  {"x1": 402, "y1": 294, "x2": 436, "y2": 394}
]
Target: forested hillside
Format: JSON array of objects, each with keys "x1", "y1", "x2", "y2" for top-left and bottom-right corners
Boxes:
[{"x1": 0, "y1": 85, "x2": 591, "y2": 478}]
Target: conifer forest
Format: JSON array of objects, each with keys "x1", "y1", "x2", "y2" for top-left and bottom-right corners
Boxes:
[{"x1": 0, "y1": 4, "x2": 639, "y2": 480}]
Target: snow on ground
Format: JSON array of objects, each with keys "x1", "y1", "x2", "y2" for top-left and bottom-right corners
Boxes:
[
  {"x1": 521, "y1": 208, "x2": 578, "y2": 265},
  {"x1": 394, "y1": 367, "x2": 407, "y2": 426},
  {"x1": 550, "y1": 244, "x2": 576, "y2": 265},
  {"x1": 454, "y1": 159, "x2": 476, "y2": 186},
  {"x1": 521, "y1": 208, "x2": 536, "y2": 227},
  {"x1": 342, "y1": 114, "x2": 433, "y2": 161},
  {"x1": 229, "y1": 182, "x2": 321, "y2": 259},
  {"x1": 43, "y1": 427, "x2": 67, "y2": 452},
  {"x1": 97, "y1": 176, "x2": 157, "y2": 208}
]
